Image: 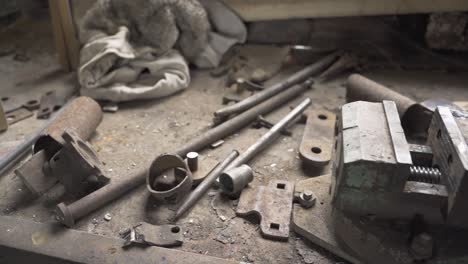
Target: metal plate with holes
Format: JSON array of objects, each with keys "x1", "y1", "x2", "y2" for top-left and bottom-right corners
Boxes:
[
  {"x1": 38, "y1": 86, "x2": 76, "y2": 119},
  {"x1": 135, "y1": 223, "x2": 183, "y2": 247},
  {"x1": 0, "y1": 96, "x2": 22, "y2": 113},
  {"x1": 5, "y1": 107, "x2": 33, "y2": 125},
  {"x1": 236, "y1": 180, "x2": 295, "y2": 241},
  {"x1": 299, "y1": 109, "x2": 336, "y2": 167}
]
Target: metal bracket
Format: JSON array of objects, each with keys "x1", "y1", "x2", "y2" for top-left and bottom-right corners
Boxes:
[
  {"x1": 236, "y1": 180, "x2": 295, "y2": 241},
  {"x1": 121, "y1": 222, "x2": 183, "y2": 248},
  {"x1": 299, "y1": 109, "x2": 336, "y2": 167}
]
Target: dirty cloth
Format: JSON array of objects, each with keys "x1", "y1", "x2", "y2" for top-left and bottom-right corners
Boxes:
[{"x1": 78, "y1": 0, "x2": 246, "y2": 102}]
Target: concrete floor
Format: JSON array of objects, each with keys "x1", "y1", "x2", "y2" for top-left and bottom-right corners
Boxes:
[{"x1": 1, "y1": 15, "x2": 468, "y2": 264}]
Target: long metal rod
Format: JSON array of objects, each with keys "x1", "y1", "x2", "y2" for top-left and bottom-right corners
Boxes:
[
  {"x1": 228, "y1": 98, "x2": 311, "y2": 169},
  {"x1": 174, "y1": 150, "x2": 239, "y2": 220},
  {"x1": 214, "y1": 52, "x2": 339, "y2": 119},
  {"x1": 56, "y1": 80, "x2": 313, "y2": 226}
]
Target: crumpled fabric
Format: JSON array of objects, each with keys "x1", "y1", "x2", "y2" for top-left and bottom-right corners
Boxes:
[
  {"x1": 79, "y1": 27, "x2": 190, "y2": 102},
  {"x1": 78, "y1": 0, "x2": 246, "y2": 102}
]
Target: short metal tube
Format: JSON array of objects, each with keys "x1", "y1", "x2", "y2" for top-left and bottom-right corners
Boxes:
[
  {"x1": 186, "y1": 152, "x2": 199, "y2": 172},
  {"x1": 219, "y1": 165, "x2": 253, "y2": 195}
]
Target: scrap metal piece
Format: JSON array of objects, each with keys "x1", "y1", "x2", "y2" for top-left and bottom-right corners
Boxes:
[
  {"x1": 55, "y1": 83, "x2": 310, "y2": 227},
  {"x1": 34, "y1": 96, "x2": 103, "y2": 156},
  {"x1": 0, "y1": 102, "x2": 7, "y2": 132},
  {"x1": 37, "y1": 86, "x2": 76, "y2": 119},
  {"x1": 5, "y1": 108, "x2": 33, "y2": 125},
  {"x1": 186, "y1": 152, "x2": 199, "y2": 172},
  {"x1": 147, "y1": 154, "x2": 193, "y2": 203},
  {"x1": 0, "y1": 215, "x2": 233, "y2": 264},
  {"x1": 1, "y1": 96, "x2": 22, "y2": 113},
  {"x1": 236, "y1": 180, "x2": 295, "y2": 241},
  {"x1": 15, "y1": 150, "x2": 57, "y2": 197},
  {"x1": 210, "y1": 140, "x2": 225, "y2": 149},
  {"x1": 219, "y1": 164, "x2": 253, "y2": 196},
  {"x1": 49, "y1": 130, "x2": 108, "y2": 197},
  {"x1": 122, "y1": 223, "x2": 183, "y2": 248},
  {"x1": 299, "y1": 109, "x2": 336, "y2": 167},
  {"x1": 174, "y1": 150, "x2": 239, "y2": 220},
  {"x1": 191, "y1": 156, "x2": 220, "y2": 185},
  {"x1": 214, "y1": 52, "x2": 339, "y2": 120}
]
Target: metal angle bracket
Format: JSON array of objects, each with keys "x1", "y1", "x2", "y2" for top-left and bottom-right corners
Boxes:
[{"x1": 236, "y1": 180, "x2": 295, "y2": 241}]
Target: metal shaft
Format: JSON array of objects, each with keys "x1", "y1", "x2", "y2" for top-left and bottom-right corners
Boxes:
[
  {"x1": 346, "y1": 74, "x2": 416, "y2": 117},
  {"x1": 56, "y1": 80, "x2": 312, "y2": 226},
  {"x1": 228, "y1": 98, "x2": 311, "y2": 169},
  {"x1": 214, "y1": 52, "x2": 339, "y2": 119},
  {"x1": 174, "y1": 150, "x2": 239, "y2": 220}
]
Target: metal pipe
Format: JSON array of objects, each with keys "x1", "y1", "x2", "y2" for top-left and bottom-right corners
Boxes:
[
  {"x1": 228, "y1": 98, "x2": 311, "y2": 169},
  {"x1": 174, "y1": 150, "x2": 239, "y2": 220},
  {"x1": 55, "y1": 80, "x2": 312, "y2": 226},
  {"x1": 219, "y1": 164, "x2": 253, "y2": 196},
  {"x1": 214, "y1": 52, "x2": 339, "y2": 119},
  {"x1": 346, "y1": 74, "x2": 416, "y2": 117}
]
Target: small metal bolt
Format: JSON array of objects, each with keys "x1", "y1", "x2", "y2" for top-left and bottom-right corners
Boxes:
[
  {"x1": 303, "y1": 190, "x2": 314, "y2": 200},
  {"x1": 299, "y1": 190, "x2": 316, "y2": 208},
  {"x1": 104, "y1": 213, "x2": 112, "y2": 221}
]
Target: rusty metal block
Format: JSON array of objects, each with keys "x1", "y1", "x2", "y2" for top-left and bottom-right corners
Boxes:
[{"x1": 236, "y1": 180, "x2": 294, "y2": 241}]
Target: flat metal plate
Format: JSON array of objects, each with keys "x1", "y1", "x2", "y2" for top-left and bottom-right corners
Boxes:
[
  {"x1": 292, "y1": 175, "x2": 361, "y2": 264},
  {"x1": 299, "y1": 109, "x2": 336, "y2": 167},
  {"x1": 236, "y1": 180, "x2": 294, "y2": 240},
  {"x1": 5, "y1": 107, "x2": 33, "y2": 125}
]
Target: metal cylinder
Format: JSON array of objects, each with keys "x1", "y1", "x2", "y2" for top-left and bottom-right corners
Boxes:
[
  {"x1": 214, "y1": 52, "x2": 339, "y2": 119},
  {"x1": 174, "y1": 150, "x2": 239, "y2": 220},
  {"x1": 346, "y1": 74, "x2": 416, "y2": 117},
  {"x1": 55, "y1": 80, "x2": 311, "y2": 227},
  {"x1": 186, "y1": 152, "x2": 199, "y2": 172},
  {"x1": 219, "y1": 165, "x2": 253, "y2": 195},
  {"x1": 34, "y1": 96, "x2": 103, "y2": 155}
]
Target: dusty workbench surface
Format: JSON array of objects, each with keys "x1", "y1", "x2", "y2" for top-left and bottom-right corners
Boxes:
[{"x1": 1, "y1": 16, "x2": 468, "y2": 264}]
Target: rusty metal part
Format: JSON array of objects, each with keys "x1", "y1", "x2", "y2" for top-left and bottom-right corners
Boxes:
[
  {"x1": 174, "y1": 150, "x2": 239, "y2": 220},
  {"x1": 220, "y1": 164, "x2": 253, "y2": 196},
  {"x1": 0, "y1": 215, "x2": 234, "y2": 264},
  {"x1": 34, "y1": 96, "x2": 102, "y2": 156},
  {"x1": 147, "y1": 154, "x2": 193, "y2": 203},
  {"x1": 191, "y1": 156, "x2": 220, "y2": 185},
  {"x1": 186, "y1": 152, "x2": 199, "y2": 172},
  {"x1": 15, "y1": 150, "x2": 57, "y2": 197},
  {"x1": 292, "y1": 176, "x2": 361, "y2": 264},
  {"x1": 252, "y1": 115, "x2": 292, "y2": 136},
  {"x1": 0, "y1": 101, "x2": 7, "y2": 132},
  {"x1": 121, "y1": 223, "x2": 183, "y2": 248},
  {"x1": 5, "y1": 107, "x2": 33, "y2": 125},
  {"x1": 299, "y1": 109, "x2": 336, "y2": 167},
  {"x1": 214, "y1": 52, "x2": 339, "y2": 119},
  {"x1": 228, "y1": 98, "x2": 311, "y2": 170},
  {"x1": 346, "y1": 74, "x2": 462, "y2": 136},
  {"x1": 48, "y1": 130, "x2": 108, "y2": 197},
  {"x1": 237, "y1": 180, "x2": 295, "y2": 241},
  {"x1": 55, "y1": 82, "x2": 309, "y2": 227},
  {"x1": 37, "y1": 86, "x2": 76, "y2": 119}
]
